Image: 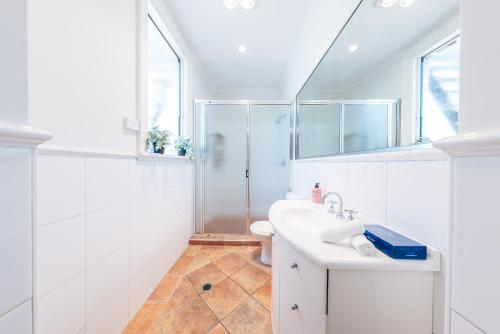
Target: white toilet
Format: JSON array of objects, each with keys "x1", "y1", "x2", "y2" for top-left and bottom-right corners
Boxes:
[{"x1": 250, "y1": 220, "x2": 273, "y2": 265}]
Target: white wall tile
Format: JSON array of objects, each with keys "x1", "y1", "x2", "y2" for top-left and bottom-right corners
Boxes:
[
  {"x1": 293, "y1": 162, "x2": 326, "y2": 198},
  {"x1": 86, "y1": 202, "x2": 131, "y2": 266},
  {"x1": 346, "y1": 162, "x2": 387, "y2": 223},
  {"x1": 0, "y1": 148, "x2": 32, "y2": 316},
  {"x1": 86, "y1": 289, "x2": 129, "y2": 334},
  {"x1": 130, "y1": 223, "x2": 163, "y2": 277},
  {"x1": 155, "y1": 238, "x2": 185, "y2": 281},
  {"x1": 132, "y1": 161, "x2": 160, "y2": 198},
  {"x1": 131, "y1": 194, "x2": 163, "y2": 237},
  {"x1": 35, "y1": 154, "x2": 193, "y2": 332},
  {"x1": 86, "y1": 157, "x2": 130, "y2": 211},
  {"x1": 452, "y1": 157, "x2": 500, "y2": 334},
  {"x1": 387, "y1": 161, "x2": 450, "y2": 249},
  {"x1": 129, "y1": 260, "x2": 158, "y2": 318},
  {"x1": 37, "y1": 215, "x2": 85, "y2": 296},
  {"x1": 451, "y1": 311, "x2": 483, "y2": 334},
  {"x1": 37, "y1": 154, "x2": 85, "y2": 225},
  {"x1": 0, "y1": 300, "x2": 32, "y2": 334},
  {"x1": 323, "y1": 162, "x2": 348, "y2": 197},
  {"x1": 86, "y1": 246, "x2": 130, "y2": 321},
  {"x1": 38, "y1": 273, "x2": 85, "y2": 334}
]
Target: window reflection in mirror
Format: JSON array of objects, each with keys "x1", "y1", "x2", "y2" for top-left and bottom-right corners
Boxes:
[{"x1": 296, "y1": 0, "x2": 460, "y2": 159}]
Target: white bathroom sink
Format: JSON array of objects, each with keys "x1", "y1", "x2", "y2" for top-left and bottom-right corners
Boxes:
[
  {"x1": 279, "y1": 208, "x2": 347, "y2": 234},
  {"x1": 268, "y1": 199, "x2": 441, "y2": 271}
]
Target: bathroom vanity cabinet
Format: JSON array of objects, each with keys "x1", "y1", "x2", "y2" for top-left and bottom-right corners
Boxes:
[{"x1": 272, "y1": 232, "x2": 436, "y2": 334}]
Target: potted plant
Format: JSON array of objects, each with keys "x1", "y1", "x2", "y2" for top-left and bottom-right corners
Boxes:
[
  {"x1": 147, "y1": 126, "x2": 171, "y2": 154},
  {"x1": 174, "y1": 136, "x2": 193, "y2": 157}
]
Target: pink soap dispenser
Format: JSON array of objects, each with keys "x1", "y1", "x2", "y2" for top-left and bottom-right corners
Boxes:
[{"x1": 312, "y1": 183, "x2": 322, "y2": 204}]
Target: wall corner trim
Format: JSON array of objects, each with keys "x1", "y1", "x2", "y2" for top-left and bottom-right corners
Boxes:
[
  {"x1": 0, "y1": 123, "x2": 52, "y2": 147},
  {"x1": 433, "y1": 129, "x2": 500, "y2": 157}
]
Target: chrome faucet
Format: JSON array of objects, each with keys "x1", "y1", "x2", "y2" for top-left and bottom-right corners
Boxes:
[{"x1": 321, "y1": 192, "x2": 345, "y2": 220}]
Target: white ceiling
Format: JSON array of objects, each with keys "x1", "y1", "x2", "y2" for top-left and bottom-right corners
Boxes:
[
  {"x1": 163, "y1": 0, "x2": 318, "y2": 93},
  {"x1": 300, "y1": 0, "x2": 459, "y2": 95}
]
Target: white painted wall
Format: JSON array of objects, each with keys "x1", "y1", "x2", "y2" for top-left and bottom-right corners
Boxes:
[
  {"x1": 280, "y1": 0, "x2": 361, "y2": 99},
  {"x1": 35, "y1": 152, "x2": 192, "y2": 334},
  {"x1": 447, "y1": 2, "x2": 500, "y2": 334},
  {"x1": 23, "y1": 1, "x2": 212, "y2": 333},
  {"x1": 0, "y1": 148, "x2": 33, "y2": 334},
  {"x1": 27, "y1": 0, "x2": 214, "y2": 152},
  {"x1": 459, "y1": 0, "x2": 500, "y2": 133},
  {"x1": 213, "y1": 89, "x2": 283, "y2": 101},
  {"x1": 0, "y1": 0, "x2": 28, "y2": 124},
  {"x1": 0, "y1": 3, "x2": 35, "y2": 333},
  {"x1": 27, "y1": 0, "x2": 137, "y2": 152}
]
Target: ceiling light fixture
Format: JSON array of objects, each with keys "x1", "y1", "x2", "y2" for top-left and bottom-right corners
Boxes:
[
  {"x1": 240, "y1": 0, "x2": 257, "y2": 10},
  {"x1": 238, "y1": 45, "x2": 247, "y2": 53},
  {"x1": 224, "y1": 0, "x2": 239, "y2": 10},
  {"x1": 348, "y1": 44, "x2": 359, "y2": 52},
  {"x1": 399, "y1": 0, "x2": 416, "y2": 7},
  {"x1": 375, "y1": 0, "x2": 416, "y2": 7},
  {"x1": 375, "y1": 0, "x2": 398, "y2": 8}
]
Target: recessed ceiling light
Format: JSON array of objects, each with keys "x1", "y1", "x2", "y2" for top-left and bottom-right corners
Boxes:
[
  {"x1": 348, "y1": 44, "x2": 359, "y2": 52},
  {"x1": 224, "y1": 0, "x2": 239, "y2": 10},
  {"x1": 375, "y1": 0, "x2": 397, "y2": 8},
  {"x1": 399, "y1": 0, "x2": 416, "y2": 7},
  {"x1": 240, "y1": 0, "x2": 257, "y2": 10},
  {"x1": 238, "y1": 45, "x2": 247, "y2": 53}
]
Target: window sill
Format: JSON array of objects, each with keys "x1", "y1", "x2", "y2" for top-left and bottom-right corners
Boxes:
[{"x1": 137, "y1": 152, "x2": 193, "y2": 162}]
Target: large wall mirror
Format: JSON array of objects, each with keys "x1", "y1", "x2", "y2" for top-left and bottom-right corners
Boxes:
[{"x1": 296, "y1": 0, "x2": 460, "y2": 159}]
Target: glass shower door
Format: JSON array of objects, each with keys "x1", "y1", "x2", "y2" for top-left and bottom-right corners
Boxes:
[
  {"x1": 249, "y1": 104, "x2": 291, "y2": 222},
  {"x1": 203, "y1": 104, "x2": 248, "y2": 234},
  {"x1": 343, "y1": 103, "x2": 390, "y2": 153}
]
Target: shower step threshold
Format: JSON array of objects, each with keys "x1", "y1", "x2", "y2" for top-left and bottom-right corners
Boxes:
[{"x1": 189, "y1": 234, "x2": 261, "y2": 246}]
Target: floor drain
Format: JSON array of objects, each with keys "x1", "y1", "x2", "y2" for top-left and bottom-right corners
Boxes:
[{"x1": 202, "y1": 282, "x2": 213, "y2": 292}]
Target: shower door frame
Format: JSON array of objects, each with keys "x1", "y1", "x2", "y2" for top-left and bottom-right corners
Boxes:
[{"x1": 194, "y1": 100, "x2": 293, "y2": 235}]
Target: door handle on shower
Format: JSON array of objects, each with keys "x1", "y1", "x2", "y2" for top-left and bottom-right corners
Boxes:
[{"x1": 246, "y1": 170, "x2": 249, "y2": 178}]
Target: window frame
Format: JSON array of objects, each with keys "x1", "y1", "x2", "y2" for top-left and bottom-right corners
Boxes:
[
  {"x1": 138, "y1": 1, "x2": 186, "y2": 154},
  {"x1": 147, "y1": 14, "x2": 183, "y2": 139},
  {"x1": 415, "y1": 33, "x2": 460, "y2": 143}
]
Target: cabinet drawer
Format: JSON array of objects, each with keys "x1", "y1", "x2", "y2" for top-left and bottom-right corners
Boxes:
[
  {"x1": 280, "y1": 272, "x2": 326, "y2": 334},
  {"x1": 280, "y1": 239, "x2": 327, "y2": 313}
]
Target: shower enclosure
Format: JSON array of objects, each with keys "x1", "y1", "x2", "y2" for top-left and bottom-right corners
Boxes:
[
  {"x1": 296, "y1": 99, "x2": 400, "y2": 158},
  {"x1": 194, "y1": 101, "x2": 292, "y2": 235}
]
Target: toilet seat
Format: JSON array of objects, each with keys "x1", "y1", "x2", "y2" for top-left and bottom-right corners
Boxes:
[{"x1": 250, "y1": 221, "x2": 273, "y2": 236}]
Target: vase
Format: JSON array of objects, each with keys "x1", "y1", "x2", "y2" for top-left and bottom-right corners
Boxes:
[
  {"x1": 153, "y1": 146, "x2": 165, "y2": 154},
  {"x1": 178, "y1": 148, "x2": 187, "y2": 156}
]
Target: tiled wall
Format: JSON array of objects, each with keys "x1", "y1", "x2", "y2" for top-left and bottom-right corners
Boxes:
[
  {"x1": 451, "y1": 156, "x2": 500, "y2": 333},
  {"x1": 35, "y1": 152, "x2": 193, "y2": 334},
  {"x1": 292, "y1": 152, "x2": 451, "y2": 334},
  {"x1": 0, "y1": 147, "x2": 33, "y2": 333}
]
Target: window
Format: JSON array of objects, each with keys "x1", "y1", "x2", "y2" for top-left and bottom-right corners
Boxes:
[
  {"x1": 147, "y1": 15, "x2": 182, "y2": 140},
  {"x1": 419, "y1": 35, "x2": 460, "y2": 142}
]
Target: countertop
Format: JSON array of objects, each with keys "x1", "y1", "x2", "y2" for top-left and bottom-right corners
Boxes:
[{"x1": 269, "y1": 200, "x2": 441, "y2": 272}]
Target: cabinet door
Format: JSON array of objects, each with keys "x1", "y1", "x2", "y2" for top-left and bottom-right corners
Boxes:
[
  {"x1": 272, "y1": 234, "x2": 280, "y2": 334},
  {"x1": 279, "y1": 270, "x2": 326, "y2": 334},
  {"x1": 280, "y1": 238, "x2": 327, "y2": 313}
]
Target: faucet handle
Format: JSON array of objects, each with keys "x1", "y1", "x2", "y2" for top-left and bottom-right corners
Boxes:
[
  {"x1": 327, "y1": 200, "x2": 337, "y2": 214},
  {"x1": 344, "y1": 209, "x2": 358, "y2": 221}
]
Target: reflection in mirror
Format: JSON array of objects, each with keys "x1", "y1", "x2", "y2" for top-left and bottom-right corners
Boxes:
[{"x1": 296, "y1": 0, "x2": 460, "y2": 159}]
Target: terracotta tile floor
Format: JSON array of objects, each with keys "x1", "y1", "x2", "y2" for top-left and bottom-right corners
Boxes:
[{"x1": 123, "y1": 245, "x2": 272, "y2": 334}]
